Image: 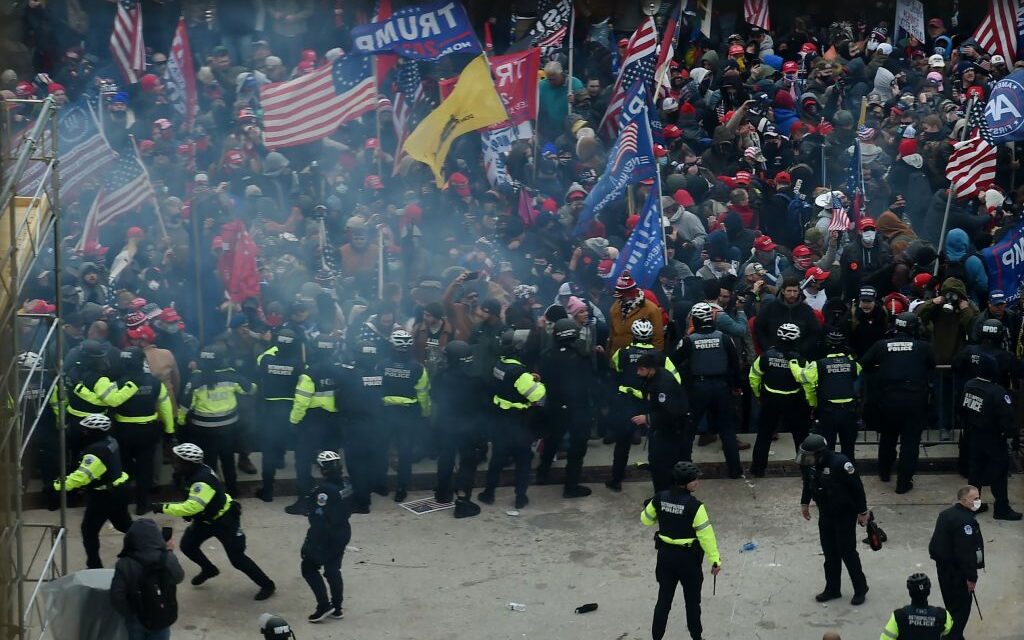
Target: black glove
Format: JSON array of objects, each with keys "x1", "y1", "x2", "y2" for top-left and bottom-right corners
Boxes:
[{"x1": 150, "y1": 502, "x2": 164, "y2": 514}]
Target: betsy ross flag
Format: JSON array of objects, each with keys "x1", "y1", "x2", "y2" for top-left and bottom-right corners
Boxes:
[
  {"x1": 392, "y1": 59, "x2": 426, "y2": 173},
  {"x1": 743, "y1": 0, "x2": 770, "y2": 30},
  {"x1": 973, "y1": 0, "x2": 1021, "y2": 63},
  {"x1": 260, "y1": 55, "x2": 376, "y2": 149},
  {"x1": 946, "y1": 99, "x2": 998, "y2": 200},
  {"x1": 111, "y1": 0, "x2": 145, "y2": 84},
  {"x1": 77, "y1": 151, "x2": 154, "y2": 250},
  {"x1": 166, "y1": 18, "x2": 197, "y2": 130},
  {"x1": 599, "y1": 17, "x2": 658, "y2": 138}
]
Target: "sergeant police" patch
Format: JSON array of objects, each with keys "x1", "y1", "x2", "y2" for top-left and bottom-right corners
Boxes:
[
  {"x1": 964, "y1": 524, "x2": 973, "y2": 535},
  {"x1": 843, "y1": 462, "x2": 855, "y2": 474},
  {"x1": 317, "y1": 493, "x2": 328, "y2": 507}
]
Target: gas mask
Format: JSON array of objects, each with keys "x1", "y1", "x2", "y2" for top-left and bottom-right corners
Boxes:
[{"x1": 942, "y1": 291, "x2": 961, "y2": 313}]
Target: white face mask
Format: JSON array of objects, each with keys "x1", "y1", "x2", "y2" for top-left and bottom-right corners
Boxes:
[
  {"x1": 971, "y1": 498, "x2": 982, "y2": 511},
  {"x1": 861, "y1": 230, "x2": 876, "y2": 246},
  {"x1": 867, "y1": 40, "x2": 879, "y2": 52}
]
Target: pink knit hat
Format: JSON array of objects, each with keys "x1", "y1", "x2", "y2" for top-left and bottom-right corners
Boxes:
[{"x1": 566, "y1": 296, "x2": 587, "y2": 316}]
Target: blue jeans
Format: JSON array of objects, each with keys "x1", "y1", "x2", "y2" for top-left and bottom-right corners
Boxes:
[{"x1": 126, "y1": 615, "x2": 171, "y2": 640}]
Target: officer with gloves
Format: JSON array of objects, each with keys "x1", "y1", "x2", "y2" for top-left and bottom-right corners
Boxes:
[
  {"x1": 861, "y1": 312, "x2": 936, "y2": 493},
  {"x1": 299, "y1": 451, "x2": 352, "y2": 624},
  {"x1": 928, "y1": 486, "x2": 985, "y2": 640},
  {"x1": 749, "y1": 323, "x2": 810, "y2": 477},
  {"x1": 380, "y1": 329, "x2": 431, "y2": 503},
  {"x1": 256, "y1": 328, "x2": 305, "y2": 502},
  {"x1": 53, "y1": 413, "x2": 132, "y2": 568},
  {"x1": 480, "y1": 329, "x2": 546, "y2": 510},
  {"x1": 879, "y1": 573, "x2": 953, "y2": 639},
  {"x1": 536, "y1": 319, "x2": 594, "y2": 498},
  {"x1": 640, "y1": 461, "x2": 721, "y2": 640},
  {"x1": 798, "y1": 433, "x2": 870, "y2": 605},
  {"x1": 634, "y1": 353, "x2": 692, "y2": 493},
  {"x1": 958, "y1": 355, "x2": 1022, "y2": 520},
  {"x1": 672, "y1": 302, "x2": 743, "y2": 478},
  {"x1": 286, "y1": 336, "x2": 344, "y2": 516},
  {"x1": 793, "y1": 330, "x2": 862, "y2": 460},
  {"x1": 432, "y1": 340, "x2": 489, "y2": 516},
  {"x1": 152, "y1": 443, "x2": 276, "y2": 601}
]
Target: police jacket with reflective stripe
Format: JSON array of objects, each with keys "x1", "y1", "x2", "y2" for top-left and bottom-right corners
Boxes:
[
  {"x1": 891, "y1": 604, "x2": 949, "y2": 639},
  {"x1": 762, "y1": 347, "x2": 800, "y2": 393},
  {"x1": 113, "y1": 372, "x2": 161, "y2": 417},
  {"x1": 816, "y1": 354, "x2": 857, "y2": 403},
  {"x1": 257, "y1": 347, "x2": 303, "y2": 400}
]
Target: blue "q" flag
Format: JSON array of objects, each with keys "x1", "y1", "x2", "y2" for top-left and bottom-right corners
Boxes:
[
  {"x1": 350, "y1": 0, "x2": 481, "y2": 61},
  {"x1": 573, "y1": 81, "x2": 657, "y2": 237},
  {"x1": 980, "y1": 218, "x2": 1024, "y2": 302},
  {"x1": 984, "y1": 70, "x2": 1024, "y2": 144}
]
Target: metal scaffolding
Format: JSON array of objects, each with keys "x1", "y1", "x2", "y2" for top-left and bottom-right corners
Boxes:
[{"x1": 1, "y1": 95, "x2": 67, "y2": 640}]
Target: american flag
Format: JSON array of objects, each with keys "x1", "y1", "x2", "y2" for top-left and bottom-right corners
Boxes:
[
  {"x1": 610, "y1": 122, "x2": 639, "y2": 174},
  {"x1": 655, "y1": 1, "x2": 683, "y2": 99},
  {"x1": 260, "y1": 54, "x2": 376, "y2": 149},
  {"x1": 827, "y1": 197, "x2": 851, "y2": 232},
  {"x1": 77, "y1": 151, "x2": 154, "y2": 250},
  {"x1": 946, "y1": 99, "x2": 998, "y2": 200},
  {"x1": 110, "y1": 0, "x2": 145, "y2": 85},
  {"x1": 392, "y1": 60, "x2": 425, "y2": 173},
  {"x1": 599, "y1": 17, "x2": 658, "y2": 138},
  {"x1": 743, "y1": 0, "x2": 770, "y2": 30},
  {"x1": 166, "y1": 18, "x2": 197, "y2": 130},
  {"x1": 973, "y1": 0, "x2": 1021, "y2": 62}
]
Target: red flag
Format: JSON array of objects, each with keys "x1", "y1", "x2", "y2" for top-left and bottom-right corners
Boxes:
[
  {"x1": 374, "y1": 0, "x2": 398, "y2": 86},
  {"x1": 973, "y1": 0, "x2": 1018, "y2": 62},
  {"x1": 217, "y1": 221, "x2": 261, "y2": 303},
  {"x1": 110, "y1": 0, "x2": 145, "y2": 84},
  {"x1": 438, "y1": 50, "x2": 538, "y2": 129},
  {"x1": 743, "y1": 0, "x2": 770, "y2": 30},
  {"x1": 517, "y1": 187, "x2": 533, "y2": 227},
  {"x1": 167, "y1": 18, "x2": 197, "y2": 130}
]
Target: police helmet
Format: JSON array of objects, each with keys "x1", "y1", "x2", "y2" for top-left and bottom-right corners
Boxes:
[
  {"x1": 172, "y1": 442, "x2": 205, "y2": 463},
  {"x1": 16, "y1": 352, "x2": 41, "y2": 370},
  {"x1": 825, "y1": 328, "x2": 848, "y2": 349},
  {"x1": 499, "y1": 328, "x2": 524, "y2": 354},
  {"x1": 444, "y1": 340, "x2": 473, "y2": 368},
  {"x1": 906, "y1": 573, "x2": 931, "y2": 597},
  {"x1": 980, "y1": 318, "x2": 1004, "y2": 342},
  {"x1": 81, "y1": 339, "x2": 106, "y2": 360},
  {"x1": 777, "y1": 323, "x2": 801, "y2": 343},
  {"x1": 690, "y1": 303, "x2": 715, "y2": 332},
  {"x1": 311, "y1": 335, "x2": 339, "y2": 361},
  {"x1": 316, "y1": 450, "x2": 343, "y2": 474},
  {"x1": 274, "y1": 327, "x2": 299, "y2": 351},
  {"x1": 354, "y1": 341, "x2": 379, "y2": 364},
  {"x1": 258, "y1": 613, "x2": 295, "y2": 640},
  {"x1": 631, "y1": 318, "x2": 655, "y2": 341},
  {"x1": 974, "y1": 353, "x2": 1000, "y2": 381},
  {"x1": 390, "y1": 329, "x2": 413, "y2": 351},
  {"x1": 119, "y1": 346, "x2": 146, "y2": 372},
  {"x1": 894, "y1": 312, "x2": 919, "y2": 335},
  {"x1": 198, "y1": 344, "x2": 226, "y2": 370},
  {"x1": 553, "y1": 318, "x2": 581, "y2": 343},
  {"x1": 80, "y1": 413, "x2": 111, "y2": 431},
  {"x1": 797, "y1": 433, "x2": 827, "y2": 465},
  {"x1": 672, "y1": 461, "x2": 702, "y2": 485}
]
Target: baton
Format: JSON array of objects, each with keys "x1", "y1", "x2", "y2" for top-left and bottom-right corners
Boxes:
[
  {"x1": 713, "y1": 573, "x2": 716, "y2": 596},
  {"x1": 972, "y1": 591, "x2": 983, "y2": 620}
]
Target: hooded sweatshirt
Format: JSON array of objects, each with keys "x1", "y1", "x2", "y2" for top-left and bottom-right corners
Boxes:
[
  {"x1": 942, "y1": 228, "x2": 989, "y2": 301},
  {"x1": 876, "y1": 211, "x2": 917, "y2": 256},
  {"x1": 772, "y1": 90, "x2": 799, "y2": 135},
  {"x1": 110, "y1": 519, "x2": 184, "y2": 621},
  {"x1": 873, "y1": 68, "x2": 895, "y2": 101},
  {"x1": 914, "y1": 276, "x2": 979, "y2": 363}
]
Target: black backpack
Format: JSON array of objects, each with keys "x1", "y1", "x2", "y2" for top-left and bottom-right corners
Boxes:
[{"x1": 137, "y1": 551, "x2": 178, "y2": 631}]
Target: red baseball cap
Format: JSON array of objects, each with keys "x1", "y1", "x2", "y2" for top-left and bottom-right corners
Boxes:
[
  {"x1": 754, "y1": 235, "x2": 776, "y2": 252},
  {"x1": 673, "y1": 189, "x2": 695, "y2": 208},
  {"x1": 857, "y1": 216, "x2": 877, "y2": 231},
  {"x1": 774, "y1": 171, "x2": 792, "y2": 185},
  {"x1": 783, "y1": 61, "x2": 799, "y2": 74},
  {"x1": 364, "y1": 174, "x2": 384, "y2": 190},
  {"x1": 800, "y1": 42, "x2": 818, "y2": 54},
  {"x1": 663, "y1": 124, "x2": 682, "y2": 139},
  {"x1": 364, "y1": 137, "x2": 379, "y2": 150},
  {"x1": 792, "y1": 244, "x2": 813, "y2": 258},
  {"x1": 653, "y1": 144, "x2": 668, "y2": 158},
  {"x1": 735, "y1": 170, "x2": 752, "y2": 186},
  {"x1": 728, "y1": 44, "x2": 745, "y2": 56},
  {"x1": 805, "y1": 266, "x2": 830, "y2": 281},
  {"x1": 126, "y1": 226, "x2": 144, "y2": 239}
]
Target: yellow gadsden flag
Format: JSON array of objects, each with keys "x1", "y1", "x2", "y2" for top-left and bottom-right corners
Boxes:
[{"x1": 402, "y1": 55, "x2": 508, "y2": 187}]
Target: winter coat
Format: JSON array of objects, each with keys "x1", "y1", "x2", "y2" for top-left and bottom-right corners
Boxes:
[
  {"x1": 607, "y1": 296, "x2": 665, "y2": 355},
  {"x1": 942, "y1": 228, "x2": 989, "y2": 302},
  {"x1": 753, "y1": 296, "x2": 822, "y2": 357},
  {"x1": 839, "y1": 237, "x2": 892, "y2": 301},
  {"x1": 915, "y1": 277, "x2": 979, "y2": 364},
  {"x1": 886, "y1": 160, "x2": 932, "y2": 229},
  {"x1": 876, "y1": 211, "x2": 917, "y2": 256},
  {"x1": 110, "y1": 519, "x2": 184, "y2": 621}
]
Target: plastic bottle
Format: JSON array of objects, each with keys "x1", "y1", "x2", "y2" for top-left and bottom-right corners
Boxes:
[
  {"x1": 739, "y1": 541, "x2": 758, "y2": 553},
  {"x1": 507, "y1": 602, "x2": 526, "y2": 612}
]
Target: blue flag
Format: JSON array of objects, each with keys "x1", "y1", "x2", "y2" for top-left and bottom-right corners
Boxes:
[
  {"x1": 985, "y1": 70, "x2": 1024, "y2": 144},
  {"x1": 609, "y1": 186, "x2": 666, "y2": 289},
  {"x1": 980, "y1": 218, "x2": 1024, "y2": 302},
  {"x1": 846, "y1": 137, "x2": 864, "y2": 222},
  {"x1": 351, "y1": 0, "x2": 481, "y2": 61},
  {"x1": 574, "y1": 81, "x2": 657, "y2": 236}
]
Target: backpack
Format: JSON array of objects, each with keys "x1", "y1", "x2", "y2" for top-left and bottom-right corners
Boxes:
[{"x1": 137, "y1": 551, "x2": 178, "y2": 631}]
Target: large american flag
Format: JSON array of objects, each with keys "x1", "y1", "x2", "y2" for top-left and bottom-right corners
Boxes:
[
  {"x1": 110, "y1": 0, "x2": 145, "y2": 85},
  {"x1": 655, "y1": 1, "x2": 683, "y2": 99},
  {"x1": 599, "y1": 17, "x2": 658, "y2": 138},
  {"x1": 973, "y1": 0, "x2": 1021, "y2": 62},
  {"x1": 743, "y1": 0, "x2": 770, "y2": 30},
  {"x1": 260, "y1": 54, "x2": 376, "y2": 149},
  {"x1": 946, "y1": 99, "x2": 998, "y2": 200},
  {"x1": 77, "y1": 152, "x2": 154, "y2": 250},
  {"x1": 610, "y1": 122, "x2": 639, "y2": 174},
  {"x1": 392, "y1": 59, "x2": 425, "y2": 173},
  {"x1": 166, "y1": 18, "x2": 197, "y2": 129}
]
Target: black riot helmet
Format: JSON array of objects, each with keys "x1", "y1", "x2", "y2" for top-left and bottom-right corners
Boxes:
[
  {"x1": 906, "y1": 573, "x2": 931, "y2": 599},
  {"x1": 797, "y1": 433, "x2": 828, "y2": 466},
  {"x1": 552, "y1": 318, "x2": 580, "y2": 344},
  {"x1": 444, "y1": 340, "x2": 473, "y2": 369},
  {"x1": 198, "y1": 344, "x2": 226, "y2": 371},
  {"x1": 672, "y1": 461, "x2": 702, "y2": 485},
  {"x1": 258, "y1": 614, "x2": 296, "y2": 640},
  {"x1": 824, "y1": 329, "x2": 848, "y2": 350},
  {"x1": 979, "y1": 318, "x2": 1004, "y2": 344},
  {"x1": 80, "y1": 339, "x2": 107, "y2": 369},
  {"x1": 274, "y1": 327, "x2": 300, "y2": 355},
  {"x1": 893, "y1": 312, "x2": 919, "y2": 336},
  {"x1": 119, "y1": 346, "x2": 146, "y2": 373},
  {"x1": 309, "y1": 335, "x2": 339, "y2": 363},
  {"x1": 974, "y1": 353, "x2": 1000, "y2": 381}
]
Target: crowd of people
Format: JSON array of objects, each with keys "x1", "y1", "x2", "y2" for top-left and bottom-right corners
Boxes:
[{"x1": 4, "y1": 2, "x2": 1024, "y2": 639}]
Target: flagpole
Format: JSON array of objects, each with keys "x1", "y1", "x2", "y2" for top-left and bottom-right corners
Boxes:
[
  {"x1": 935, "y1": 96, "x2": 976, "y2": 275},
  {"x1": 566, "y1": 8, "x2": 576, "y2": 106},
  {"x1": 374, "y1": 63, "x2": 383, "y2": 177},
  {"x1": 128, "y1": 133, "x2": 169, "y2": 240}
]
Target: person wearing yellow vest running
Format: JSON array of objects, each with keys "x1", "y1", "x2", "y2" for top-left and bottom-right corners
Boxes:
[
  {"x1": 479, "y1": 330, "x2": 546, "y2": 510},
  {"x1": 256, "y1": 328, "x2": 305, "y2": 502},
  {"x1": 791, "y1": 329, "x2": 863, "y2": 461},
  {"x1": 152, "y1": 443, "x2": 276, "y2": 601},
  {"x1": 53, "y1": 413, "x2": 132, "y2": 568},
  {"x1": 380, "y1": 329, "x2": 431, "y2": 503},
  {"x1": 178, "y1": 345, "x2": 255, "y2": 495},
  {"x1": 286, "y1": 336, "x2": 345, "y2": 516},
  {"x1": 748, "y1": 323, "x2": 810, "y2": 477},
  {"x1": 607, "y1": 319, "x2": 680, "y2": 492},
  {"x1": 880, "y1": 573, "x2": 953, "y2": 639},
  {"x1": 106, "y1": 347, "x2": 174, "y2": 515},
  {"x1": 641, "y1": 461, "x2": 721, "y2": 640}
]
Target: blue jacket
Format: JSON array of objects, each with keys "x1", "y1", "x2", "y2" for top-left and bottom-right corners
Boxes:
[
  {"x1": 944, "y1": 228, "x2": 988, "y2": 302},
  {"x1": 773, "y1": 107, "x2": 799, "y2": 136}
]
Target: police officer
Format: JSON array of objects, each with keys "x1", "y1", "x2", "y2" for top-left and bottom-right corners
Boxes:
[
  {"x1": 798, "y1": 434, "x2": 870, "y2": 605},
  {"x1": 106, "y1": 347, "x2": 174, "y2": 514},
  {"x1": 634, "y1": 353, "x2": 692, "y2": 493},
  {"x1": 536, "y1": 319, "x2": 593, "y2": 498},
  {"x1": 53, "y1": 413, "x2": 132, "y2": 568},
  {"x1": 300, "y1": 451, "x2": 352, "y2": 623},
  {"x1": 432, "y1": 340, "x2": 489, "y2": 516},
  {"x1": 380, "y1": 329, "x2": 431, "y2": 503},
  {"x1": 337, "y1": 342, "x2": 382, "y2": 513},
  {"x1": 286, "y1": 336, "x2": 344, "y2": 515},
  {"x1": 749, "y1": 323, "x2": 810, "y2": 477},
  {"x1": 152, "y1": 443, "x2": 276, "y2": 601},
  {"x1": 673, "y1": 303, "x2": 743, "y2": 479},
  {"x1": 178, "y1": 345, "x2": 256, "y2": 494},
  {"x1": 794, "y1": 330, "x2": 862, "y2": 460},
  {"x1": 861, "y1": 312, "x2": 936, "y2": 493},
  {"x1": 640, "y1": 461, "x2": 721, "y2": 640},
  {"x1": 928, "y1": 486, "x2": 985, "y2": 640},
  {"x1": 22, "y1": 352, "x2": 61, "y2": 510},
  {"x1": 608, "y1": 319, "x2": 680, "y2": 492},
  {"x1": 61, "y1": 339, "x2": 125, "y2": 454},
  {"x1": 958, "y1": 355, "x2": 1022, "y2": 520},
  {"x1": 879, "y1": 573, "x2": 953, "y2": 639},
  {"x1": 480, "y1": 329, "x2": 546, "y2": 510},
  {"x1": 256, "y1": 328, "x2": 305, "y2": 501}
]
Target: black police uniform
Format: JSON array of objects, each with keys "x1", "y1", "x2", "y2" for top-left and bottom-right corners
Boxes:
[
  {"x1": 643, "y1": 369, "x2": 691, "y2": 493},
  {"x1": 484, "y1": 356, "x2": 544, "y2": 503},
  {"x1": 293, "y1": 358, "x2": 344, "y2": 497},
  {"x1": 951, "y1": 342, "x2": 1021, "y2": 475},
  {"x1": 886, "y1": 603, "x2": 951, "y2": 639},
  {"x1": 808, "y1": 352, "x2": 861, "y2": 460},
  {"x1": 800, "y1": 450, "x2": 869, "y2": 598},
  {"x1": 110, "y1": 364, "x2": 167, "y2": 510},
  {"x1": 215, "y1": 330, "x2": 260, "y2": 469},
  {"x1": 536, "y1": 342, "x2": 593, "y2": 489},
  {"x1": 256, "y1": 345, "x2": 304, "y2": 497},
  {"x1": 62, "y1": 435, "x2": 133, "y2": 568},
  {"x1": 336, "y1": 360, "x2": 383, "y2": 510},
  {"x1": 673, "y1": 329, "x2": 742, "y2": 477},
  {"x1": 380, "y1": 355, "x2": 429, "y2": 495},
  {"x1": 301, "y1": 476, "x2": 353, "y2": 611},
  {"x1": 928, "y1": 503, "x2": 984, "y2": 640},
  {"x1": 860, "y1": 332, "x2": 935, "y2": 488},
  {"x1": 750, "y1": 346, "x2": 809, "y2": 476},
  {"x1": 610, "y1": 343, "x2": 664, "y2": 485},
  {"x1": 959, "y1": 377, "x2": 1017, "y2": 516},
  {"x1": 432, "y1": 365, "x2": 489, "y2": 502}
]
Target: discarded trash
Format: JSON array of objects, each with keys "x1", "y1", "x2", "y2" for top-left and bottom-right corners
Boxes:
[
  {"x1": 505, "y1": 509, "x2": 520, "y2": 517},
  {"x1": 507, "y1": 602, "x2": 526, "y2": 612},
  {"x1": 575, "y1": 603, "x2": 598, "y2": 614},
  {"x1": 739, "y1": 541, "x2": 758, "y2": 553}
]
